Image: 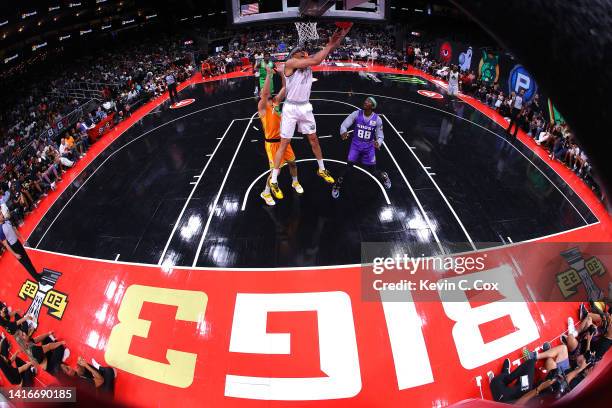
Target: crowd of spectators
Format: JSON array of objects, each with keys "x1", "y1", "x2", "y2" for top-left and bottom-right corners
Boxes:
[
  {"x1": 489, "y1": 302, "x2": 611, "y2": 404},
  {"x1": 413, "y1": 47, "x2": 598, "y2": 191},
  {"x1": 1, "y1": 36, "x2": 194, "y2": 227},
  {"x1": 199, "y1": 24, "x2": 411, "y2": 77},
  {"x1": 0, "y1": 299, "x2": 116, "y2": 397},
  {"x1": 466, "y1": 79, "x2": 595, "y2": 184},
  {"x1": 57, "y1": 35, "x2": 195, "y2": 105}
]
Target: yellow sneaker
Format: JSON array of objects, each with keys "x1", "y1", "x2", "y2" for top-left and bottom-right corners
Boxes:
[
  {"x1": 269, "y1": 181, "x2": 284, "y2": 199},
  {"x1": 317, "y1": 168, "x2": 335, "y2": 184},
  {"x1": 292, "y1": 181, "x2": 304, "y2": 194},
  {"x1": 260, "y1": 192, "x2": 276, "y2": 206}
]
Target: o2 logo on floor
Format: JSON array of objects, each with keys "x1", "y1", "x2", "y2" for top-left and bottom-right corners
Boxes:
[
  {"x1": 18, "y1": 269, "x2": 68, "y2": 322},
  {"x1": 170, "y1": 99, "x2": 196, "y2": 109}
]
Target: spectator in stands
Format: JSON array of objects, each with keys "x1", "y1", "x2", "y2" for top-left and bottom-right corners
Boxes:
[
  {"x1": 0, "y1": 185, "x2": 24, "y2": 226},
  {"x1": 225, "y1": 54, "x2": 235, "y2": 72},
  {"x1": 15, "y1": 329, "x2": 69, "y2": 377},
  {"x1": 494, "y1": 92, "x2": 504, "y2": 111},
  {"x1": 95, "y1": 106, "x2": 107, "y2": 122},
  {"x1": 59, "y1": 138, "x2": 77, "y2": 162},
  {"x1": 60, "y1": 356, "x2": 116, "y2": 397},
  {"x1": 201, "y1": 60, "x2": 213, "y2": 78},
  {"x1": 587, "y1": 312, "x2": 612, "y2": 361},
  {"x1": 551, "y1": 135, "x2": 569, "y2": 161},
  {"x1": 527, "y1": 114, "x2": 544, "y2": 137},
  {"x1": 65, "y1": 131, "x2": 85, "y2": 159},
  {"x1": 529, "y1": 93, "x2": 542, "y2": 116},
  {"x1": 77, "y1": 119, "x2": 91, "y2": 133},
  {"x1": 565, "y1": 304, "x2": 612, "y2": 362},
  {"x1": 522, "y1": 343, "x2": 571, "y2": 373},
  {"x1": 76, "y1": 127, "x2": 90, "y2": 154},
  {"x1": 507, "y1": 89, "x2": 525, "y2": 137},
  {"x1": 0, "y1": 334, "x2": 36, "y2": 387},
  {"x1": 0, "y1": 303, "x2": 35, "y2": 336},
  {"x1": 489, "y1": 357, "x2": 539, "y2": 403},
  {"x1": 0, "y1": 212, "x2": 42, "y2": 281},
  {"x1": 536, "y1": 127, "x2": 554, "y2": 148}
]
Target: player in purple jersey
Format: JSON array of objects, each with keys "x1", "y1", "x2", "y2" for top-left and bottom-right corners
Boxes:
[{"x1": 332, "y1": 97, "x2": 391, "y2": 199}]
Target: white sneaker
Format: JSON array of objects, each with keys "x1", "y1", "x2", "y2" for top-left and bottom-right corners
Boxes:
[
  {"x1": 27, "y1": 315, "x2": 37, "y2": 331},
  {"x1": 291, "y1": 181, "x2": 304, "y2": 194},
  {"x1": 567, "y1": 317, "x2": 578, "y2": 337},
  {"x1": 260, "y1": 192, "x2": 275, "y2": 206},
  {"x1": 62, "y1": 348, "x2": 70, "y2": 362},
  {"x1": 91, "y1": 358, "x2": 101, "y2": 370}
]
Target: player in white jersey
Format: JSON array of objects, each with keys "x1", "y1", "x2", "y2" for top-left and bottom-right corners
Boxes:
[
  {"x1": 268, "y1": 25, "x2": 352, "y2": 199},
  {"x1": 447, "y1": 65, "x2": 460, "y2": 96}
]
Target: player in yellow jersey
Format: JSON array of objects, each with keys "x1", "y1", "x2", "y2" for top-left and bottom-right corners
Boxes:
[{"x1": 258, "y1": 65, "x2": 303, "y2": 206}]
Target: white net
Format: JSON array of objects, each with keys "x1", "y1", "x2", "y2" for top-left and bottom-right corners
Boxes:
[{"x1": 294, "y1": 22, "x2": 319, "y2": 45}]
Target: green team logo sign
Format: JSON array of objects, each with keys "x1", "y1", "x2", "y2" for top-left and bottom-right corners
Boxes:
[
  {"x1": 478, "y1": 51, "x2": 499, "y2": 85},
  {"x1": 383, "y1": 75, "x2": 427, "y2": 85}
]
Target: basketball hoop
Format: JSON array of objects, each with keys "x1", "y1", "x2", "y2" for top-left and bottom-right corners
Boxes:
[{"x1": 295, "y1": 21, "x2": 320, "y2": 46}]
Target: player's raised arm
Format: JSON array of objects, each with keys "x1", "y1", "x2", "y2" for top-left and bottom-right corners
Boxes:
[
  {"x1": 275, "y1": 66, "x2": 287, "y2": 103},
  {"x1": 340, "y1": 111, "x2": 359, "y2": 140},
  {"x1": 287, "y1": 26, "x2": 351, "y2": 70},
  {"x1": 258, "y1": 66, "x2": 274, "y2": 114}
]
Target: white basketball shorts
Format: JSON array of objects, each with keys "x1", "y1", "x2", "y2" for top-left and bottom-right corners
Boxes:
[{"x1": 280, "y1": 102, "x2": 316, "y2": 139}]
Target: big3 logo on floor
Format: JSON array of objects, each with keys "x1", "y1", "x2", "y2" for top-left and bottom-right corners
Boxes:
[{"x1": 18, "y1": 269, "x2": 68, "y2": 322}]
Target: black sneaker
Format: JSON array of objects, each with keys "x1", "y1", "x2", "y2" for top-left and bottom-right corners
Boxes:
[
  {"x1": 579, "y1": 303, "x2": 588, "y2": 321},
  {"x1": 331, "y1": 183, "x2": 341, "y2": 199},
  {"x1": 502, "y1": 358, "x2": 510, "y2": 374},
  {"x1": 381, "y1": 172, "x2": 391, "y2": 189},
  {"x1": 542, "y1": 342, "x2": 551, "y2": 352},
  {"x1": 561, "y1": 334, "x2": 568, "y2": 345}
]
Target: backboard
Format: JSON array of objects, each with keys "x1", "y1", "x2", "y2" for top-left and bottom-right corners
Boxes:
[{"x1": 228, "y1": 0, "x2": 388, "y2": 25}]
